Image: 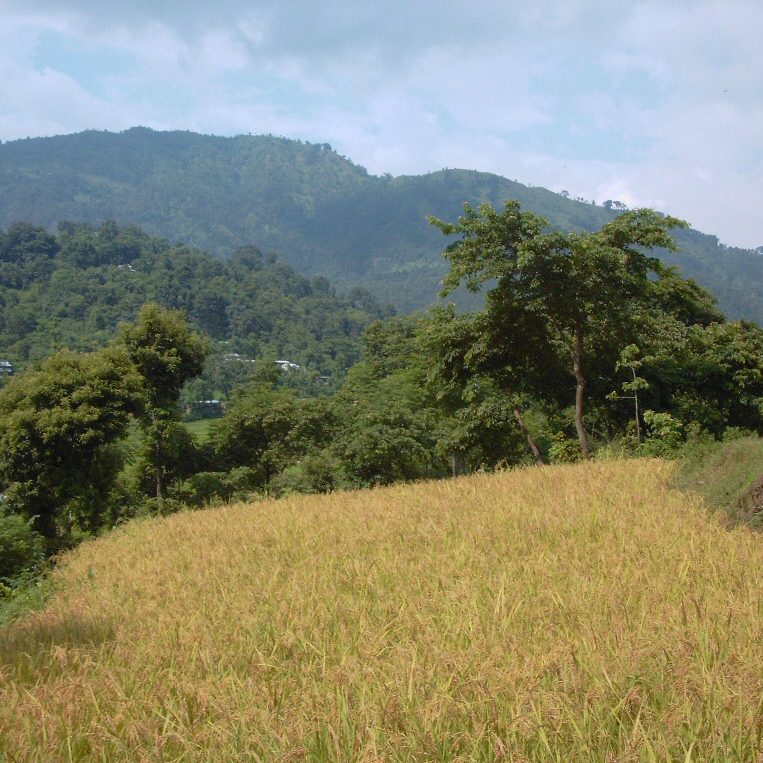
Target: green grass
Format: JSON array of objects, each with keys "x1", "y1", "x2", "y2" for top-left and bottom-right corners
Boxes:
[
  {"x1": 673, "y1": 435, "x2": 763, "y2": 526},
  {"x1": 183, "y1": 417, "x2": 218, "y2": 442},
  {"x1": 0, "y1": 574, "x2": 55, "y2": 630},
  {"x1": 124, "y1": 415, "x2": 217, "y2": 452}
]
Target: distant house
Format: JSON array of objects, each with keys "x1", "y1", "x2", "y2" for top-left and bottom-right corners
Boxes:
[
  {"x1": 275, "y1": 360, "x2": 300, "y2": 371},
  {"x1": 0, "y1": 361, "x2": 14, "y2": 375},
  {"x1": 223, "y1": 353, "x2": 255, "y2": 363},
  {"x1": 314, "y1": 375, "x2": 331, "y2": 385}
]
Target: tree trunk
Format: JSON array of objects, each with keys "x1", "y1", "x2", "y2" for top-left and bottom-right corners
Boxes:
[
  {"x1": 155, "y1": 437, "x2": 163, "y2": 500},
  {"x1": 632, "y1": 368, "x2": 641, "y2": 446},
  {"x1": 513, "y1": 406, "x2": 545, "y2": 466},
  {"x1": 571, "y1": 330, "x2": 591, "y2": 458},
  {"x1": 35, "y1": 509, "x2": 57, "y2": 542},
  {"x1": 449, "y1": 454, "x2": 468, "y2": 477}
]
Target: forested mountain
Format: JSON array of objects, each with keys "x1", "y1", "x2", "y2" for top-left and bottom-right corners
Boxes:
[
  {"x1": 1, "y1": 127, "x2": 762, "y2": 320},
  {"x1": 0, "y1": 220, "x2": 391, "y2": 389}
]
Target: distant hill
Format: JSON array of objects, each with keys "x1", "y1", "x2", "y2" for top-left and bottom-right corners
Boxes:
[
  {"x1": 2, "y1": 127, "x2": 762, "y2": 320},
  {"x1": 0, "y1": 220, "x2": 390, "y2": 397}
]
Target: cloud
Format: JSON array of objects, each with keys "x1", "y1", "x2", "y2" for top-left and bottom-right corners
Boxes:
[
  {"x1": 0, "y1": 66, "x2": 134, "y2": 139},
  {"x1": 0, "y1": 0, "x2": 761, "y2": 247}
]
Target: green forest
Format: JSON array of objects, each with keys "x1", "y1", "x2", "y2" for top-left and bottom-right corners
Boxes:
[
  {"x1": 4, "y1": 200, "x2": 763, "y2": 604},
  {"x1": 0, "y1": 219, "x2": 392, "y2": 394},
  {"x1": 2, "y1": 127, "x2": 763, "y2": 319}
]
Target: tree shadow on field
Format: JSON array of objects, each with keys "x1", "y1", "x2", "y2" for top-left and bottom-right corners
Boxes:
[{"x1": 0, "y1": 611, "x2": 116, "y2": 683}]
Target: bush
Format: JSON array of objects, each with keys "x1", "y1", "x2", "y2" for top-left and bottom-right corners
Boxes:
[
  {"x1": 0, "y1": 512, "x2": 46, "y2": 587},
  {"x1": 269, "y1": 451, "x2": 341, "y2": 496},
  {"x1": 171, "y1": 472, "x2": 232, "y2": 507},
  {"x1": 300, "y1": 451, "x2": 342, "y2": 492},
  {"x1": 548, "y1": 433, "x2": 583, "y2": 464},
  {"x1": 722, "y1": 426, "x2": 756, "y2": 443},
  {"x1": 169, "y1": 467, "x2": 262, "y2": 508},
  {"x1": 135, "y1": 497, "x2": 188, "y2": 517},
  {"x1": 642, "y1": 411, "x2": 684, "y2": 456}
]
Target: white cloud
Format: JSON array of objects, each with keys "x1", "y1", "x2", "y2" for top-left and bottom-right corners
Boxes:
[
  {"x1": 0, "y1": 54, "x2": 134, "y2": 138},
  {"x1": 0, "y1": 0, "x2": 761, "y2": 247}
]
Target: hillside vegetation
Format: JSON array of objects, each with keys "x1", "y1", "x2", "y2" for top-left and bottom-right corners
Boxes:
[
  {"x1": 0, "y1": 219, "x2": 390, "y2": 380},
  {"x1": 675, "y1": 436, "x2": 763, "y2": 523},
  {"x1": 1, "y1": 128, "x2": 763, "y2": 318},
  {"x1": 4, "y1": 203, "x2": 763, "y2": 556},
  {"x1": 2, "y1": 459, "x2": 763, "y2": 761}
]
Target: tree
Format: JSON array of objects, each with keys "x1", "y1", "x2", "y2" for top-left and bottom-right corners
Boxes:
[
  {"x1": 335, "y1": 362, "x2": 441, "y2": 485},
  {"x1": 213, "y1": 380, "x2": 340, "y2": 489},
  {"x1": 429, "y1": 201, "x2": 688, "y2": 457},
  {"x1": 0, "y1": 348, "x2": 143, "y2": 541},
  {"x1": 346, "y1": 311, "x2": 533, "y2": 478},
  {"x1": 118, "y1": 304, "x2": 208, "y2": 499},
  {"x1": 634, "y1": 318, "x2": 763, "y2": 437},
  {"x1": 607, "y1": 345, "x2": 650, "y2": 446},
  {"x1": 421, "y1": 306, "x2": 549, "y2": 467}
]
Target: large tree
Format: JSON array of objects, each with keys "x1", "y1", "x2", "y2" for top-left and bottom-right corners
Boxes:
[
  {"x1": 213, "y1": 382, "x2": 339, "y2": 488},
  {"x1": 429, "y1": 201, "x2": 689, "y2": 456},
  {"x1": 0, "y1": 347, "x2": 143, "y2": 541},
  {"x1": 422, "y1": 305, "x2": 557, "y2": 466},
  {"x1": 118, "y1": 304, "x2": 208, "y2": 499}
]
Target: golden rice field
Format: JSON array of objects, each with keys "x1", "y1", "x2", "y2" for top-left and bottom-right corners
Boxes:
[{"x1": 2, "y1": 458, "x2": 763, "y2": 762}]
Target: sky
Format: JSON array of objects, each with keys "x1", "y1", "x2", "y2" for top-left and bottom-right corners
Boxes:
[{"x1": 1, "y1": 0, "x2": 761, "y2": 249}]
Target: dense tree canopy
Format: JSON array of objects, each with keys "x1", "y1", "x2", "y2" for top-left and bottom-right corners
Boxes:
[
  {"x1": 0, "y1": 347, "x2": 143, "y2": 540},
  {"x1": 430, "y1": 201, "x2": 703, "y2": 456},
  {"x1": 0, "y1": 220, "x2": 392, "y2": 398}
]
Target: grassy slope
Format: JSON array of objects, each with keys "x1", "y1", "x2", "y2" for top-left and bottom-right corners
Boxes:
[
  {"x1": 2, "y1": 459, "x2": 763, "y2": 761},
  {"x1": 674, "y1": 436, "x2": 763, "y2": 526},
  {"x1": 183, "y1": 418, "x2": 217, "y2": 442}
]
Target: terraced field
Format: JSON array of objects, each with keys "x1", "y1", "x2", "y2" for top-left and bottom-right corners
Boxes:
[{"x1": 2, "y1": 459, "x2": 762, "y2": 761}]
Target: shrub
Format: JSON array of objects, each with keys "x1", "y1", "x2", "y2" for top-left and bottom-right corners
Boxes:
[
  {"x1": 722, "y1": 426, "x2": 756, "y2": 443},
  {"x1": 0, "y1": 512, "x2": 46, "y2": 587},
  {"x1": 548, "y1": 432, "x2": 583, "y2": 463},
  {"x1": 169, "y1": 467, "x2": 261, "y2": 508},
  {"x1": 642, "y1": 411, "x2": 684, "y2": 456}
]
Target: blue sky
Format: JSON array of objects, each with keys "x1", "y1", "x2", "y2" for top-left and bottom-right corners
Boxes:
[{"x1": 2, "y1": 0, "x2": 762, "y2": 249}]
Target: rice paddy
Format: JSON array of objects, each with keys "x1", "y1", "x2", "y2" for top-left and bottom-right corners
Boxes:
[{"x1": 2, "y1": 458, "x2": 763, "y2": 761}]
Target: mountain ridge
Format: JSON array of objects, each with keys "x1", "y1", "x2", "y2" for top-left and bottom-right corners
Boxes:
[{"x1": 1, "y1": 126, "x2": 762, "y2": 320}]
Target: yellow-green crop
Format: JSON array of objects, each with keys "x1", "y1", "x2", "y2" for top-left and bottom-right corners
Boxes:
[{"x1": 1, "y1": 458, "x2": 762, "y2": 761}]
